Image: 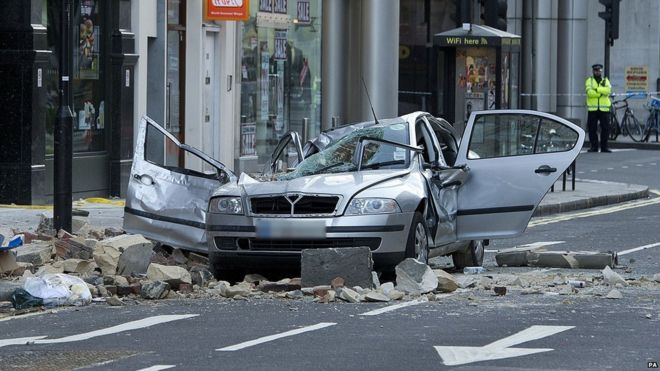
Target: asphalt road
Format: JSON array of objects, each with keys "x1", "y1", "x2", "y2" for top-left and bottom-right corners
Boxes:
[{"x1": 0, "y1": 149, "x2": 658, "y2": 370}]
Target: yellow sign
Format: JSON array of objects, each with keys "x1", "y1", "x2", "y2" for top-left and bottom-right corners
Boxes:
[
  {"x1": 443, "y1": 36, "x2": 489, "y2": 46},
  {"x1": 624, "y1": 65, "x2": 648, "y2": 92}
]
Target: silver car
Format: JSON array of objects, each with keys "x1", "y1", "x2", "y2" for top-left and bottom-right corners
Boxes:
[{"x1": 124, "y1": 110, "x2": 584, "y2": 280}]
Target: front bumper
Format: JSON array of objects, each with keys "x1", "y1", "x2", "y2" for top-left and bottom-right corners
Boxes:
[{"x1": 206, "y1": 212, "x2": 414, "y2": 268}]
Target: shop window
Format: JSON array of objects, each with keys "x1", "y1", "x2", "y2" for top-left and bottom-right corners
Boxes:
[{"x1": 239, "y1": 0, "x2": 322, "y2": 173}]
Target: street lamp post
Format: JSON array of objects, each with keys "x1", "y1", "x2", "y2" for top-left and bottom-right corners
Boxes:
[{"x1": 54, "y1": 0, "x2": 74, "y2": 232}]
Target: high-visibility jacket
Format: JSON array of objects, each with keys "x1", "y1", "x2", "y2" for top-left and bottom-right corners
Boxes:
[{"x1": 585, "y1": 76, "x2": 611, "y2": 111}]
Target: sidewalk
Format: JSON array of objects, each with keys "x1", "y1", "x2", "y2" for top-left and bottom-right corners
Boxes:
[
  {"x1": 588, "y1": 135, "x2": 660, "y2": 150},
  {"x1": 0, "y1": 179, "x2": 652, "y2": 234}
]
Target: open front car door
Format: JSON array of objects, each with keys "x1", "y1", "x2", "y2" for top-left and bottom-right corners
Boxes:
[
  {"x1": 454, "y1": 110, "x2": 585, "y2": 240},
  {"x1": 124, "y1": 116, "x2": 235, "y2": 253}
]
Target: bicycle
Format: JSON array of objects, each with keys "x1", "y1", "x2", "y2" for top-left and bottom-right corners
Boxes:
[
  {"x1": 609, "y1": 94, "x2": 646, "y2": 142},
  {"x1": 643, "y1": 95, "x2": 660, "y2": 142}
]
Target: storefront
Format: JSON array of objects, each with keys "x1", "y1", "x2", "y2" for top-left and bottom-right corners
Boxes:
[
  {"x1": 0, "y1": 0, "x2": 136, "y2": 204},
  {"x1": 237, "y1": 0, "x2": 322, "y2": 173}
]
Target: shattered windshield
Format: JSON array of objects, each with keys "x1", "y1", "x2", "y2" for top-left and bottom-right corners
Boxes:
[{"x1": 278, "y1": 120, "x2": 410, "y2": 180}]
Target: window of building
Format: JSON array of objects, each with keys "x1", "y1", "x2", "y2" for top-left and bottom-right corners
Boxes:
[{"x1": 239, "y1": 0, "x2": 322, "y2": 173}]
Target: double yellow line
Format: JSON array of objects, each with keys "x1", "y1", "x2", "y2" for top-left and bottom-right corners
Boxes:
[{"x1": 0, "y1": 198, "x2": 125, "y2": 209}]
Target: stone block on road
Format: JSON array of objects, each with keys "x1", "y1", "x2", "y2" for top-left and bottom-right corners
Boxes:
[
  {"x1": 395, "y1": 258, "x2": 437, "y2": 294},
  {"x1": 146, "y1": 263, "x2": 192, "y2": 288},
  {"x1": 301, "y1": 247, "x2": 374, "y2": 289},
  {"x1": 16, "y1": 243, "x2": 53, "y2": 266}
]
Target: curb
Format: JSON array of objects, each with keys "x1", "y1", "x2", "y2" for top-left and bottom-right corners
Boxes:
[
  {"x1": 534, "y1": 186, "x2": 649, "y2": 217},
  {"x1": 585, "y1": 141, "x2": 660, "y2": 150}
]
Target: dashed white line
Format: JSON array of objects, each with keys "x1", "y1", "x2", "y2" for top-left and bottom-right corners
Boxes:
[
  {"x1": 0, "y1": 337, "x2": 47, "y2": 348},
  {"x1": 606, "y1": 167, "x2": 614, "y2": 170},
  {"x1": 216, "y1": 322, "x2": 336, "y2": 351},
  {"x1": 635, "y1": 164, "x2": 643, "y2": 167},
  {"x1": 617, "y1": 242, "x2": 660, "y2": 256},
  {"x1": 359, "y1": 297, "x2": 430, "y2": 316},
  {"x1": 137, "y1": 366, "x2": 176, "y2": 371},
  {"x1": 33, "y1": 315, "x2": 198, "y2": 345},
  {"x1": 622, "y1": 166, "x2": 629, "y2": 168}
]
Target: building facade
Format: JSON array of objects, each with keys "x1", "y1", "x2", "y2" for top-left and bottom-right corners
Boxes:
[{"x1": 1, "y1": 0, "x2": 659, "y2": 205}]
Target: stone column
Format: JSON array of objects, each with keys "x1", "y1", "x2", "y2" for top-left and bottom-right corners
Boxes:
[
  {"x1": 321, "y1": 0, "x2": 349, "y2": 129},
  {"x1": 557, "y1": 0, "x2": 587, "y2": 125}
]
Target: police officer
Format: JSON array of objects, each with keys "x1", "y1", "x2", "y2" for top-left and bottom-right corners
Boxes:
[{"x1": 585, "y1": 63, "x2": 612, "y2": 152}]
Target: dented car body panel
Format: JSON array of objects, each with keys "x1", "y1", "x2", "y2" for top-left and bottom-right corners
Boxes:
[{"x1": 125, "y1": 110, "x2": 584, "y2": 272}]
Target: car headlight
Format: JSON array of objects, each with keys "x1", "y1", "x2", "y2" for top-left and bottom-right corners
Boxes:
[
  {"x1": 209, "y1": 197, "x2": 243, "y2": 214},
  {"x1": 345, "y1": 198, "x2": 401, "y2": 215}
]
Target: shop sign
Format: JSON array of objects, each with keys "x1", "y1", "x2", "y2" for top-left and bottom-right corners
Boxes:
[
  {"x1": 204, "y1": 0, "x2": 250, "y2": 21},
  {"x1": 296, "y1": 0, "x2": 310, "y2": 24},
  {"x1": 624, "y1": 65, "x2": 648, "y2": 93},
  {"x1": 274, "y1": 30, "x2": 288, "y2": 60},
  {"x1": 441, "y1": 36, "x2": 490, "y2": 46},
  {"x1": 260, "y1": 0, "x2": 287, "y2": 13}
]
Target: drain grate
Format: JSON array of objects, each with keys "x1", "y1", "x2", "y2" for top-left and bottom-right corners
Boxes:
[{"x1": 0, "y1": 350, "x2": 138, "y2": 370}]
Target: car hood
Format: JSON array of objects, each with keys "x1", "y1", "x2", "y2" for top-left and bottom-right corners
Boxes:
[{"x1": 212, "y1": 170, "x2": 411, "y2": 202}]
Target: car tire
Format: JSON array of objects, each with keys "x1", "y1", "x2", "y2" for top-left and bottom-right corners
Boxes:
[
  {"x1": 209, "y1": 252, "x2": 245, "y2": 283},
  {"x1": 452, "y1": 240, "x2": 484, "y2": 269},
  {"x1": 405, "y1": 212, "x2": 429, "y2": 264}
]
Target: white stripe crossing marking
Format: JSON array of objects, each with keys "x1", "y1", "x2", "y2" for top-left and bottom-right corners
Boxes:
[
  {"x1": 485, "y1": 241, "x2": 565, "y2": 253},
  {"x1": 359, "y1": 297, "x2": 429, "y2": 316},
  {"x1": 32, "y1": 315, "x2": 198, "y2": 345},
  {"x1": 216, "y1": 322, "x2": 336, "y2": 351},
  {"x1": 137, "y1": 366, "x2": 176, "y2": 371},
  {"x1": 435, "y1": 325, "x2": 574, "y2": 366},
  {"x1": 617, "y1": 242, "x2": 660, "y2": 256},
  {"x1": 530, "y1": 196, "x2": 660, "y2": 228},
  {"x1": 651, "y1": 189, "x2": 660, "y2": 196}
]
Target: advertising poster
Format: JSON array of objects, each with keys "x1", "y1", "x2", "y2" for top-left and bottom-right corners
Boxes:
[
  {"x1": 274, "y1": 30, "x2": 287, "y2": 61},
  {"x1": 625, "y1": 65, "x2": 648, "y2": 94},
  {"x1": 204, "y1": 0, "x2": 249, "y2": 21},
  {"x1": 260, "y1": 43, "x2": 270, "y2": 122},
  {"x1": 78, "y1": 0, "x2": 100, "y2": 80}
]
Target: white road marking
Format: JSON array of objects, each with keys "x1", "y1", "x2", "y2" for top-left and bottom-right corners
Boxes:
[
  {"x1": 0, "y1": 310, "x2": 57, "y2": 322},
  {"x1": 530, "y1": 196, "x2": 660, "y2": 228},
  {"x1": 617, "y1": 242, "x2": 660, "y2": 256},
  {"x1": 651, "y1": 189, "x2": 660, "y2": 196},
  {"x1": 636, "y1": 164, "x2": 644, "y2": 167},
  {"x1": 651, "y1": 163, "x2": 657, "y2": 166},
  {"x1": 622, "y1": 166, "x2": 629, "y2": 168},
  {"x1": 590, "y1": 169, "x2": 598, "y2": 172},
  {"x1": 0, "y1": 336, "x2": 47, "y2": 348},
  {"x1": 435, "y1": 325, "x2": 574, "y2": 366},
  {"x1": 485, "y1": 241, "x2": 565, "y2": 253},
  {"x1": 31, "y1": 315, "x2": 198, "y2": 345},
  {"x1": 216, "y1": 322, "x2": 336, "y2": 351},
  {"x1": 137, "y1": 366, "x2": 176, "y2": 371},
  {"x1": 607, "y1": 167, "x2": 614, "y2": 170},
  {"x1": 359, "y1": 297, "x2": 430, "y2": 316}
]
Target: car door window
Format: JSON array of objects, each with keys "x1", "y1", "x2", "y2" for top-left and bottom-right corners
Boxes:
[
  {"x1": 467, "y1": 114, "x2": 578, "y2": 159},
  {"x1": 145, "y1": 122, "x2": 227, "y2": 181}
]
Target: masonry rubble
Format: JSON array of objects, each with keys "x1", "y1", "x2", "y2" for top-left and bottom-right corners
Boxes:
[{"x1": 1, "y1": 215, "x2": 659, "y2": 312}]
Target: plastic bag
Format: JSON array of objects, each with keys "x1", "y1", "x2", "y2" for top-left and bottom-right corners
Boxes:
[
  {"x1": 24, "y1": 273, "x2": 92, "y2": 307},
  {"x1": 10, "y1": 288, "x2": 44, "y2": 309}
]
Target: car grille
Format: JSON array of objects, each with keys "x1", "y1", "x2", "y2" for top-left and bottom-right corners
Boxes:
[
  {"x1": 249, "y1": 195, "x2": 339, "y2": 215},
  {"x1": 233, "y1": 237, "x2": 381, "y2": 251}
]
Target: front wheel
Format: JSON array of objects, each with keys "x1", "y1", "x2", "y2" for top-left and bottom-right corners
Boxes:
[
  {"x1": 625, "y1": 114, "x2": 646, "y2": 142},
  {"x1": 452, "y1": 240, "x2": 485, "y2": 270},
  {"x1": 404, "y1": 212, "x2": 429, "y2": 264}
]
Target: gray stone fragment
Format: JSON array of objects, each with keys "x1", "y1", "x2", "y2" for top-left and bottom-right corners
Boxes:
[
  {"x1": 371, "y1": 272, "x2": 381, "y2": 289},
  {"x1": 496, "y1": 247, "x2": 617, "y2": 269},
  {"x1": 434, "y1": 269, "x2": 459, "y2": 293},
  {"x1": 146, "y1": 263, "x2": 192, "y2": 287},
  {"x1": 36, "y1": 214, "x2": 56, "y2": 236},
  {"x1": 337, "y1": 287, "x2": 361, "y2": 303},
  {"x1": 190, "y1": 266, "x2": 214, "y2": 287},
  {"x1": 141, "y1": 281, "x2": 171, "y2": 299},
  {"x1": 220, "y1": 282, "x2": 252, "y2": 298},
  {"x1": 172, "y1": 248, "x2": 188, "y2": 265},
  {"x1": 602, "y1": 266, "x2": 627, "y2": 286},
  {"x1": 243, "y1": 273, "x2": 268, "y2": 284},
  {"x1": 653, "y1": 273, "x2": 660, "y2": 283},
  {"x1": 395, "y1": 258, "x2": 437, "y2": 294},
  {"x1": 365, "y1": 291, "x2": 390, "y2": 302},
  {"x1": 606, "y1": 289, "x2": 623, "y2": 299},
  {"x1": 113, "y1": 235, "x2": 154, "y2": 276},
  {"x1": 16, "y1": 243, "x2": 52, "y2": 266},
  {"x1": 301, "y1": 247, "x2": 374, "y2": 289},
  {"x1": 106, "y1": 295, "x2": 124, "y2": 306}
]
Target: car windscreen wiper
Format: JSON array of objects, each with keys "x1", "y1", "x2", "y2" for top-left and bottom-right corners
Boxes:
[
  {"x1": 359, "y1": 160, "x2": 406, "y2": 170},
  {"x1": 314, "y1": 161, "x2": 355, "y2": 174}
]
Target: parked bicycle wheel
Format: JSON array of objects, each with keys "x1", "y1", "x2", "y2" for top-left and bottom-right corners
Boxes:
[
  {"x1": 609, "y1": 112, "x2": 620, "y2": 140},
  {"x1": 624, "y1": 114, "x2": 646, "y2": 142}
]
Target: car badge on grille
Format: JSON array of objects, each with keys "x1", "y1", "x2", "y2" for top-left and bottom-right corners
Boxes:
[{"x1": 285, "y1": 193, "x2": 301, "y2": 205}]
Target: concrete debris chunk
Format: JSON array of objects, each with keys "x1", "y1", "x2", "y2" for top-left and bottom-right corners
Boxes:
[
  {"x1": 55, "y1": 237, "x2": 94, "y2": 260},
  {"x1": 0, "y1": 251, "x2": 19, "y2": 274},
  {"x1": 337, "y1": 287, "x2": 361, "y2": 303},
  {"x1": 16, "y1": 243, "x2": 53, "y2": 266},
  {"x1": 365, "y1": 291, "x2": 390, "y2": 302},
  {"x1": 387, "y1": 289, "x2": 405, "y2": 301},
  {"x1": 104, "y1": 227, "x2": 125, "y2": 238},
  {"x1": 187, "y1": 252, "x2": 209, "y2": 267},
  {"x1": 395, "y1": 258, "x2": 437, "y2": 294},
  {"x1": 172, "y1": 248, "x2": 188, "y2": 265},
  {"x1": 146, "y1": 263, "x2": 192, "y2": 288},
  {"x1": 371, "y1": 271, "x2": 381, "y2": 289},
  {"x1": 496, "y1": 247, "x2": 617, "y2": 269},
  {"x1": 285, "y1": 290, "x2": 304, "y2": 299},
  {"x1": 602, "y1": 266, "x2": 627, "y2": 286},
  {"x1": 606, "y1": 289, "x2": 623, "y2": 299},
  {"x1": 116, "y1": 236, "x2": 154, "y2": 276},
  {"x1": 653, "y1": 273, "x2": 660, "y2": 283},
  {"x1": 0, "y1": 281, "x2": 23, "y2": 301},
  {"x1": 106, "y1": 295, "x2": 124, "y2": 306},
  {"x1": 330, "y1": 277, "x2": 345, "y2": 289},
  {"x1": 379, "y1": 282, "x2": 395, "y2": 295},
  {"x1": 93, "y1": 244, "x2": 122, "y2": 275},
  {"x1": 258, "y1": 279, "x2": 301, "y2": 293},
  {"x1": 190, "y1": 266, "x2": 214, "y2": 287},
  {"x1": 220, "y1": 282, "x2": 253, "y2": 298},
  {"x1": 493, "y1": 286, "x2": 507, "y2": 296},
  {"x1": 433, "y1": 269, "x2": 459, "y2": 293},
  {"x1": 301, "y1": 247, "x2": 374, "y2": 289},
  {"x1": 243, "y1": 273, "x2": 268, "y2": 284},
  {"x1": 62, "y1": 259, "x2": 96, "y2": 275}
]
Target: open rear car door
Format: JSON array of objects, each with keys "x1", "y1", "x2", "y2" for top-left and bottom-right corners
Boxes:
[{"x1": 454, "y1": 110, "x2": 585, "y2": 240}]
